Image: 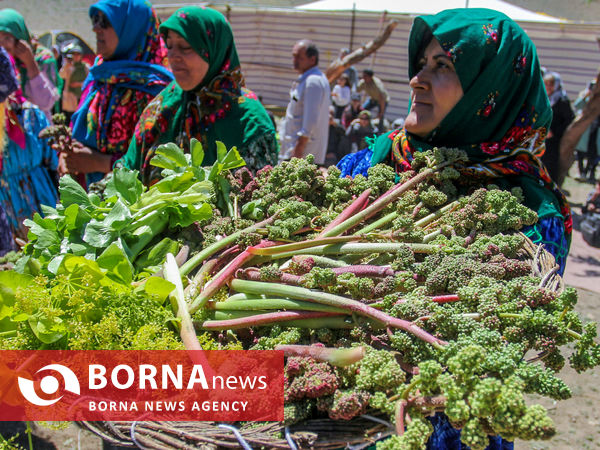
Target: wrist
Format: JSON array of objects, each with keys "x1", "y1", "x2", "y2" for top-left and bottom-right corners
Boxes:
[{"x1": 25, "y1": 62, "x2": 40, "y2": 79}]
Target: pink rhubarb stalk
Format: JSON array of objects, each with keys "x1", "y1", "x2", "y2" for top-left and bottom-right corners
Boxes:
[
  {"x1": 199, "y1": 311, "x2": 343, "y2": 330},
  {"x1": 318, "y1": 188, "x2": 371, "y2": 237},
  {"x1": 189, "y1": 240, "x2": 278, "y2": 314}
]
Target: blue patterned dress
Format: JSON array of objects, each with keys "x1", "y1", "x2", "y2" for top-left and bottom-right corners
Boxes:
[{"x1": 0, "y1": 101, "x2": 58, "y2": 239}]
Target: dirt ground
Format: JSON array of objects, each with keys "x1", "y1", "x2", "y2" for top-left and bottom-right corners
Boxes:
[{"x1": 3, "y1": 172, "x2": 600, "y2": 449}]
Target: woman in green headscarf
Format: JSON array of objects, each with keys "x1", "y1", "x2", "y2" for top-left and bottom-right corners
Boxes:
[
  {"x1": 0, "y1": 8, "x2": 62, "y2": 119},
  {"x1": 339, "y1": 8, "x2": 570, "y2": 277},
  {"x1": 119, "y1": 6, "x2": 278, "y2": 184}
]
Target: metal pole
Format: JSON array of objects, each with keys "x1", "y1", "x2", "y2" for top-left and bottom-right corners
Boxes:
[{"x1": 350, "y1": 3, "x2": 356, "y2": 51}]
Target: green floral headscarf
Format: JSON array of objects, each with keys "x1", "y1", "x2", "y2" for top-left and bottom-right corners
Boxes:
[
  {"x1": 0, "y1": 9, "x2": 29, "y2": 41},
  {"x1": 0, "y1": 8, "x2": 62, "y2": 106},
  {"x1": 120, "y1": 6, "x2": 278, "y2": 184},
  {"x1": 371, "y1": 8, "x2": 570, "y2": 236}
]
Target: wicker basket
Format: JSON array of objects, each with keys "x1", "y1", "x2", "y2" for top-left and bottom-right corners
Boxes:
[{"x1": 79, "y1": 235, "x2": 563, "y2": 449}]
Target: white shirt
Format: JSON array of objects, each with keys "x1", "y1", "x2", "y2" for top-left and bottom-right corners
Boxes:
[
  {"x1": 332, "y1": 84, "x2": 351, "y2": 107},
  {"x1": 280, "y1": 66, "x2": 330, "y2": 165}
]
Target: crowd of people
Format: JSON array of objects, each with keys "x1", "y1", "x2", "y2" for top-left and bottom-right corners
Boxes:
[{"x1": 2, "y1": 0, "x2": 599, "y2": 446}]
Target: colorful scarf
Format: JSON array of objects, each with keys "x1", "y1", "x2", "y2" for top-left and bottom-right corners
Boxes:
[
  {"x1": 371, "y1": 8, "x2": 571, "y2": 237},
  {"x1": 120, "y1": 6, "x2": 277, "y2": 185},
  {"x1": 0, "y1": 9, "x2": 62, "y2": 100},
  {"x1": 0, "y1": 47, "x2": 25, "y2": 166},
  {"x1": 70, "y1": 0, "x2": 172, "y2": 157}
]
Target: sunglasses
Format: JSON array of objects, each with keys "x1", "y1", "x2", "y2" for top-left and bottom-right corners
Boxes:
[{"x1": 91, "y1": 13, "x2": 111, "y2": 29}]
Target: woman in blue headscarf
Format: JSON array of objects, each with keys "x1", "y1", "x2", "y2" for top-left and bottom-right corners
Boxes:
[{"x1": 59, "y1": 0, "x2": 173, "y2": 186}]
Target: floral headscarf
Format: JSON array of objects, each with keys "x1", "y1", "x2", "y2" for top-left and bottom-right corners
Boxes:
[
  {"x1": 70, "y1": 0, "x2": 173, "y2": 163},
  {"x1": 0, "y1": 9, "x2": 62, "y2": 101},
  {"x1": 371, "y1": 8, "x2": 571, "y2": 239},
  {"x1": 119, "y1": 6, "x2": 278, "y2": 185}
]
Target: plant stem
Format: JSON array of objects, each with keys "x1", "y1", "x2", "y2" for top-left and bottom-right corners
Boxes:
[
  {"x1": 230, "y1": 279, "x2": 446, "y2": 348},
  {"x1": 274, "y1": 344, "x2": 366, "y2": 366},
  {"x1": 189, "y1": 241, "x2": 277, "y2": 314},
  {"x1": 291, "y1": 255, "x2": 350, "y2": 268},
  {"x1": 356, "y1": 211, "x2": 398, "y2": 235},
  {"x1": 179, "y1": 214, "x2": 277, "y2": 277},
  {"x1": 25, "y1": 422, "x2": 33, "y2": 450},
  {"x1": 263, "y1": 242, "x2": 440, "y2": 260},
  {"x1": 321, "y1": 166, "x2": 443, "y2": 237},
  {"x1": 199, "y1": 310, "x2": 344, "y2": 330},
  {"x1": 247, "y1": 235, "x2": 362, "y2": 256},
  {"x1": 414, "y1": 201, "x2": 459, "y2": 228},
  {"x1": 318, "y1": 188, "x2": 371, "y2": 237},
  {"x1": 211, "y1": 298, "x2": 347, "y2": 313}
]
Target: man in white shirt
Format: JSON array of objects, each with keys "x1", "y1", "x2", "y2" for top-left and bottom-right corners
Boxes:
[{"x1": 280, "y1": 40, "x2": 330, "y2": 165}]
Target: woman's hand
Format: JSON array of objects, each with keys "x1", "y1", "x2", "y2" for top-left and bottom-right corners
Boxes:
[
  {"x1": 57, "y1": 141, "x2": 113, "y2": 175},
  {"x1": 13, "y1": 40, "x2": 40, "y2": 78}
]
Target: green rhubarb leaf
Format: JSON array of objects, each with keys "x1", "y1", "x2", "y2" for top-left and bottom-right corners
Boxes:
[
  {"x1": 59, "y1": 175, "x2": 92, "y2": 208},
  {"x1": 190, "y1": 138, "x2": 204, "y2": 167},
  {"x1": 0, "y1": 271, "x2": 34, "y2": 307},
  {"x1": 104, "y1": 168, "x2": 145, "y2": 205},
  {"x1": 63, "y1": 203, "x2": 92, "y2": 232},
  {"x1": 220, "y1": 145, "x2": 246, "y2": 171},
  {"x1": 144, "y1": 277, "x2": 176, "y2": 302},
  {"x1": 57, "y1": 255, "x2": 105, "y2": 286},
  {"x1": 82, "y1": 219, "x2": 118, "y2": 248},
  {"x1": 24, "y1": 214, "x2": 60, "y2": 251},
  {"x1": 103, "y1": 199, "x2": 133, "y2": 231},
  {"x1": 135, "y1": 237, "x2": 180, "y2": 270},
  {"x1": 165, "y1": 202, "x2": 212, "y2": 228},
  {"x1": 216, "y1": 140, "x2": 228, "y2": 163},
  {"x1": 29, "y1": 316, "x2": 65, "y2": 344},
  {"x1": 152, "y1": 142, "x2": 188, "y2": 169},
  {"x1": 97, "y1": 242, "x2": 134, "y2": 285}
]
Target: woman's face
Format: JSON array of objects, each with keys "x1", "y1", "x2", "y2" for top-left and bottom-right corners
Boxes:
[
  {"x1": 166, "y1": 30, "x2": 209, "y2": 91},
  {"x1": 0, "y1": 31, "x2": 17, "y2": 55},
  {"x1": 544, "y1": 78, "x2": 555, "y2": 96},
  {"x1": 92, "y1": 12, "x2": 119, "y2": 60},
  {"x1": 404, "y1": 38, "x2": 464, "y2": 138}
]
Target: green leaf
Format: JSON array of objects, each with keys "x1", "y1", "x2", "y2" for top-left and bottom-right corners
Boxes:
[
  {"x1": 241, "y1": 200, "x2": 266, "y2": 221},
  {"x1": 97, "y1": 242, "x2": 134, "y2": 285},
  {"x1": 104, "y1": 199, "x2": 133, "y2": 231},
  {"x1": 144, "y1": 277, "x2": 176, "y2": 302},
  {"x1": 57, "y1": 255, "x2": 105, "y2": 286},
  {"x1": 0, "y1": 271, "x2": 34, "y2": 307},
  {"x1": 24, "y1": 214, "x2": 60, "y2": 251},
  {"x1": 82, "y1": 220, "x2": 118, "y2": 248},
  {"x1": 59, "y1": 175, "x2": 92, "y2": 208},
  {"x1": 150, "y1": 154, "x2": 178, "y2": 170},
  {"x1": 105, "y1": 168, "x2": 144, "y2": 205},
  {"x1": 216, "y1": 140, "x2": 228, "y2": 163},
  {"x1": 220, "y1": 146, "x2": 246, "y2": 171},
  {"x1": 151, "y1": 170, "x2": 196, "y2": 194},
  {"x1": 63, "y1": 204, "x2": 92, "y2": 232},
  {"x1": 165, "y1": 202, "x2": 213, "y2": 228},
  {"x1": 29, "y1": 316, "x2": 65, "y2": 344},
  {"x1": 135, "y1": 238, "x2": 180, "y2": 270},
  {"x1": 152, "y1": 142, "x2": 187, "y2": 168},
  {"x1": 190, "y1": 138, "x2": 204, "y2": 167}
]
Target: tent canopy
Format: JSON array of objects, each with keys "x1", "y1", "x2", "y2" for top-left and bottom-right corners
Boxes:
[{"x1": 296, "y1": 0, "x2": 564, "y2": 23}]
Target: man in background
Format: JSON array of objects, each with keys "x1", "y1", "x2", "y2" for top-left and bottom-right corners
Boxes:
[
  {"x1": 280, "y1": 39, "x2": 330, "y2": 165},
  {"x1": 357, "y1": 68, "x2": 389, "y2": 130}
]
